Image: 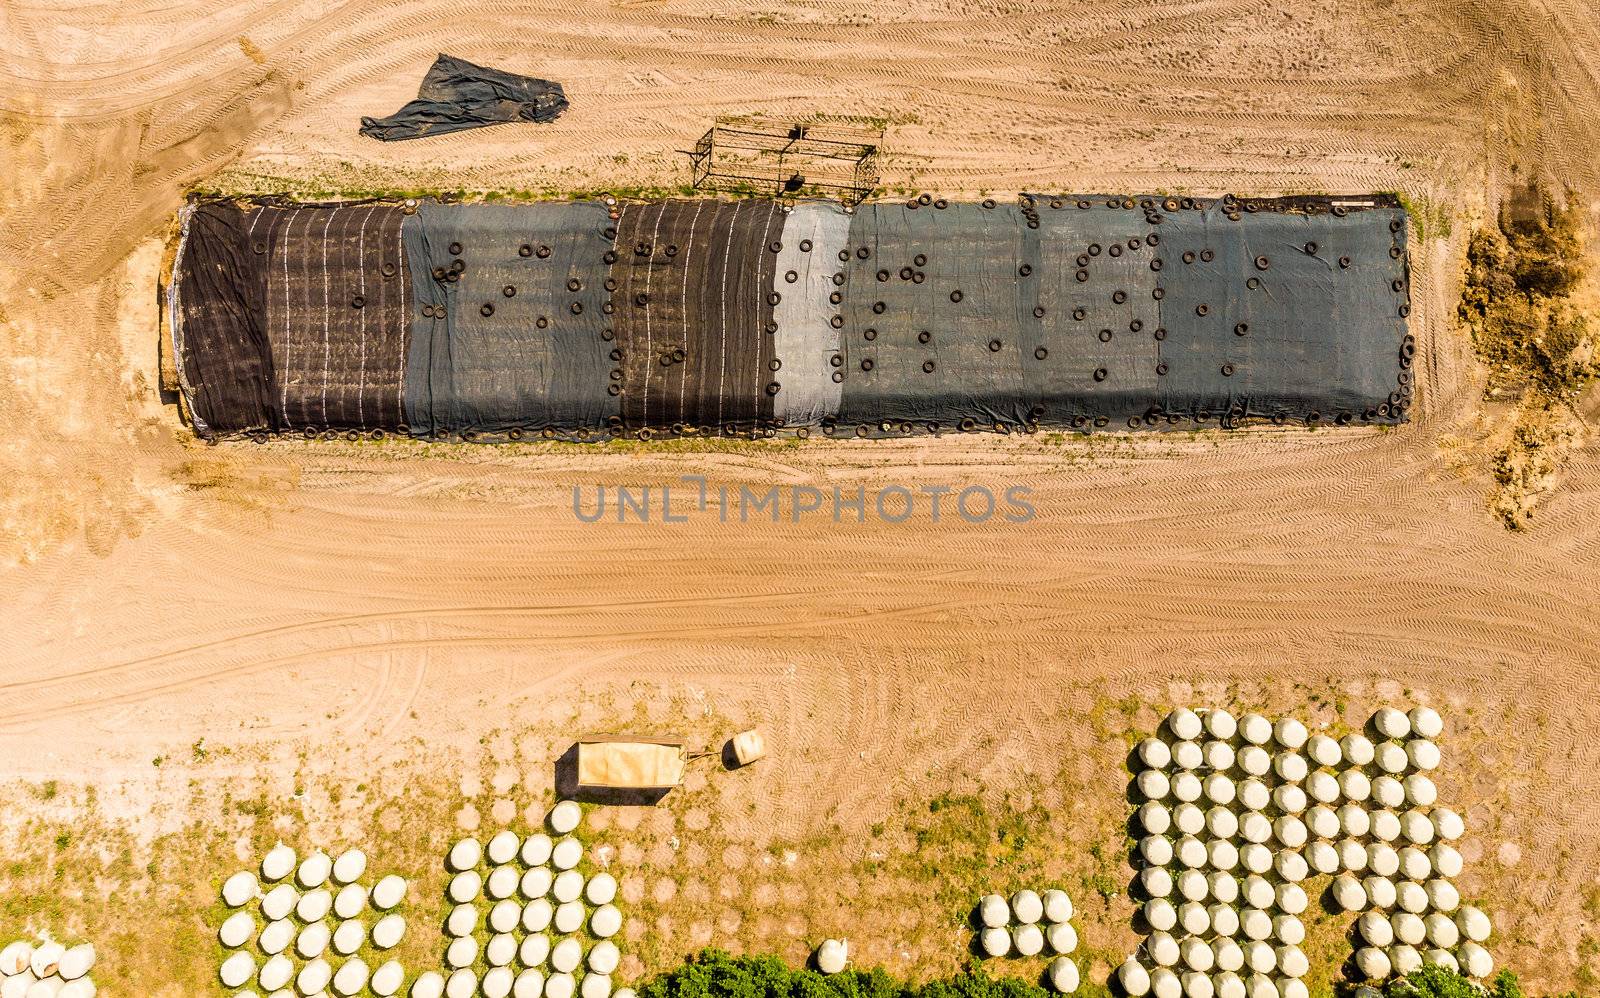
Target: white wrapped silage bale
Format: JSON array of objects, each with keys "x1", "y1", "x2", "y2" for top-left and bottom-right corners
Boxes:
[
  {"x1": 1370, "y1": 810, "x2": 1401, "y2": 843},
  {"x1": 1139, "y1": 738, "x2": 1172, "y2": 769},
  {"x1": 1396, "y1": 881, "x2": 1428, "y2": 914},
  {"x1": 1138, "y1": 770, "x2": 1171, "y2": 801},
  {"x1": 1210, "y1": 904, "x2": 1240, "y2": 938},
  {"x1": 1426, "y1": 879, "x2": 1460, "y2": 912},
  {"x1": 1341, "y1": 734, "x2": 1376, "y2": 766},
  {"x1": 1240, "y1": 812, "x2": 1271, "y2": 845},
  {"x1": 1118, "y1": 959, "x2": 1152, "y2": 997},
  {"x1": 1208, "y1": 872, "x2": 1240, "y2": 905},
  {"x1": 521, "y1": 834, "x2": 554, "y2": 867},
  {"x1": 1331, "y1": 875, "x2": 1367, "y2": 912},
  {"x1": 1238, "y1": 747, "x2": 1271, "y2": 778},
  {"x1": 980, "y1": 928, "x2": 1010, "y2": 958},
  {"x1": 1271, "y1": 785, "x2": 1307, "y2": 815},
  {"x1": 332, "y1": 849, "x2": 367, "y2": 885},
  {"x1": 1205, "y1": 709, "x2": 1238, "y2": 739},
  {"x1": 1168, "y1": 708, "x2": 1203, "y2": 741},
  {"x1": 1375, "y1": 742, "x2": 1408, "y2": 775},
  {"x1": 1207, "y1": 806, "x2": 1239, "y2": 839},
  {"x1": 1178, "y1": 902, "x2": 1210, "y2": 936},
  {"x1": 1275, "y1": 945, "x2": 1308, "y2": 978},
  {"x1": 1047, "y1": 922, "x2": 1077, "y2": 954},
  {"x1": 1455, "y1": 906, "x2": 1491, "y2": 942},
  {"x1": 1147, "y1": 932, "x2": 1180, "y2": 968},
  {"x1": 1274, "y1": 719, "x2": 1308, "y2": 749},
  {"x1": 1354, "y1": 948, "x2": 1390, "y2": 980},
  {"x1": 1405, "y1": 774, "x2": 1438, "y2": 807},
  {"x1": 1140, "y1": 803, "x2": 1173, "y2": 835},
  {"x1": 1305, "y1": 771, "x2": 1339, "y2": 805},
  {"x1": 1373, "y1": 707, "x2": 1410, "y2": 739},
  {"x1": 1014, "y1": 924, "x2": 1044, "y2": 957},
  {"x1": 1339, "y1": 770, "x2": 1371, "y2": 803},
  {"x1": 1180, "y1": 973, "x2": 1213, "y2": 998},
  {"x1": 1239, "y1": 714, "x2": 1272, "y2": 746},
  {"x1": 1425, "y1": 913, "x2": 1459, "y2": 948},
  {"x1": 1459, "y1": 942, "x2": 1493, "y2": 979},
  {"x1": 1146, "y1": 898, "x2": 1177, "y2": 932},
  {"x1": 1306, "y1": 841, "x2": 1339, "y2": 875},
  {"x1": 1242, "y1": 876, "x2": 1273, "y2": 911},
  {"x1": 1409, "y1": 707, "x2": 1443, "y2": 739},
  {"x1": 1215, "y1": 939, "x2": 1244, "y2": 973},
  {"x1": 1365, "y1": 875, "x2": 1398, "y2": 909},
  {"x1": 1209, "y1": 840, "x2": 1239, "y2": 871},
  {"x1": 1177, "y1": 806, "x2": 1203, "y2": 838},
  {"x1": 1407, "y1": 740, "x2": 1440, "y2": 771},
  {"x1": 1047, "y1": 958, "x2": 1079, "y2": 994},
  {"x1": 1179, "y1": 938, "x2": 1214, "y2": 973},
  {"x1": 979, "y1": 894, "x2": 1009, "y2": 928},
  {"x1": 1389, "y1": 945, "x2": 1422, "y2": 976},
  {"x1": 1359, "y1": 912, "x2": 1394, "y2": 946},
  {"x1": 1398, "y1": 847, "x2": 1432, "y2": 881}
]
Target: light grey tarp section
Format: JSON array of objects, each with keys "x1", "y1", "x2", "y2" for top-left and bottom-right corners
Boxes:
[
  {"x1": 402, "y1": 201, "x2": 619, "y2": 438},
  {"x1": 771, "y1": 202, "x2": 852, "y2": 425}
]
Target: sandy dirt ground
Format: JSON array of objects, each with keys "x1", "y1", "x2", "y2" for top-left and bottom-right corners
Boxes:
[{"x1": 3, "y1": 0, "x2": 1600, "y2": 992}]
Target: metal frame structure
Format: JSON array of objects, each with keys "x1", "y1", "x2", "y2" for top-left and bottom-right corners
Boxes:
[{"x1": 688, "y1": 119, "x2": 881, "y2": 204}]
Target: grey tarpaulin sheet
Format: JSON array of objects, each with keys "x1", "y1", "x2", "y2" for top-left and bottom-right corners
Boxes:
[
  {"x1": 1151, "y1": 199, "x2": 1408, "y2": 422},
  {"x1": 771, "y1": 203, "x2": 852, "y2": 425},
  {"x1": 359, "y1": 54, "x2": 569, "y2": 142},
  {"x1": 402, "y1": 201, "x2": 617, "y2": 438},
  {"x1": 171, "y1": 193, "x2": 1412, "y2": 441}
]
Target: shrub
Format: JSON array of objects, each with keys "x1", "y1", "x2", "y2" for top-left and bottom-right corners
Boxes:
[
  {"x1": 638, "y1": 949, "x2": 1053, "y2": 998},
  {"x1": 1381, "y1": 966, "x2": 1580, "y2": 998}
]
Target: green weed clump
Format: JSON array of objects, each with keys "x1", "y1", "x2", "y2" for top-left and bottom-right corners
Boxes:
[
  {"x1": 639, "y1": 948, "x2": 1053, "y2": 998},
  {"x1": 1380, "y1": 967, "x2": 1581, "y2": 998}
]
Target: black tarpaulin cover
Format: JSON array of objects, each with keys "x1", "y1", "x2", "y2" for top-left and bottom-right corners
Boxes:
[
  {"x1": 359, "y1": 54, "x2": 569, "y2": 142},
  {"x1": 170, "y1": 199, "x2": 413, "y2": 435},
  {"x1": 169, "y1": 193, "x2": 1414, "y2": 440}
]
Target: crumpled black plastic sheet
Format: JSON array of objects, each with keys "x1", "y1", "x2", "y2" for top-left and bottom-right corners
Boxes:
[{"x1": 359, "y1": 54, "x2": 568, "y2": 142}]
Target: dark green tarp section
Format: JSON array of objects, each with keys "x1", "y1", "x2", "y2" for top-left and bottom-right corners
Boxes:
[
  {"x1": 828, "y1": 194, "x2": 1409, "y2": 435},
  {"x1": 402, "y1": 201, "x2": 618, "y2": 438}
]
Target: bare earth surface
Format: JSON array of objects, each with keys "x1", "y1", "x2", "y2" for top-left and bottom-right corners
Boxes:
[{"x1": 2, "y1": 0, "x2": 1599, "y2": 992}]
